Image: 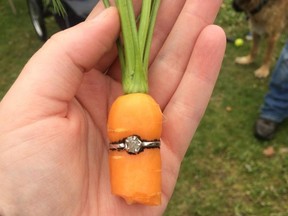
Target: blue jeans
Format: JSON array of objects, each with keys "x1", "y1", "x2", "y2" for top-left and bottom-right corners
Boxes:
[{"x1": 260, "y1": 41, "x2": 288, "y2": 123}]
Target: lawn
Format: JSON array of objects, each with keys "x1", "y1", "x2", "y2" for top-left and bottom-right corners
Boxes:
[{"x1": 1, "y1": 1, "x2": 288, "y2": 215}]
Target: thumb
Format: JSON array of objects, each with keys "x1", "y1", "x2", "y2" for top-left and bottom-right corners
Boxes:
[{"x1": 0, "y1": 7, "x2": 119, "y2": 127}]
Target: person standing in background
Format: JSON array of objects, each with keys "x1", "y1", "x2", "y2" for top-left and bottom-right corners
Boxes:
[{"x1": 254, "y1": 41, "x2": 288, "y2": 140}]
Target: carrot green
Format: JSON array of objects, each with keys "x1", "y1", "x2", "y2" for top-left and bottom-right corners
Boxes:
[
  {"x1": 45, "y1": 0, "x2": 67, "y2": 17},
  {"x1": 50, "y1": 0, "x2": 160, "y2": 93},
  {"x1": 103, "y1": 0, "x2": 160, "y2": 94}
]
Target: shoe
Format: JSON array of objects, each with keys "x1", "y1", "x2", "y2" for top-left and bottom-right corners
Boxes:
[{"x1": 254, "y1": 118, "x2": 279, "y2": 140}]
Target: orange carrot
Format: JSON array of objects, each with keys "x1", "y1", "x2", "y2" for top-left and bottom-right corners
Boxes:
[
  {"x1": 103, "y1": 0, "x2": 161, "y2": 205},
  {"x1": 107, "y1": 93, "x2": 162, "y2": 205}
]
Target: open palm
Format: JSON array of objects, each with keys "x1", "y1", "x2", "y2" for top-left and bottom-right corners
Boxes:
[{"x1": 0, "y1": 1, "x2": 225, "y2": 215}]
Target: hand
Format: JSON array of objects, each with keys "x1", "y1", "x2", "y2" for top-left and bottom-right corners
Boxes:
[{"x1": 0, "y1": 1, "x2": 225, "y2": 215}]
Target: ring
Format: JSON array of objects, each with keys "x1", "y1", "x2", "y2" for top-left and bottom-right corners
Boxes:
[{"x1": 109, "y1": 135, "x2": 160, "y2": 154}]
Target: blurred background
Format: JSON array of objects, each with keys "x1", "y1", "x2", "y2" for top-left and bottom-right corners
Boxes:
[{"x1": 1, "y1": 0, "x2": 288, "y2": 215}]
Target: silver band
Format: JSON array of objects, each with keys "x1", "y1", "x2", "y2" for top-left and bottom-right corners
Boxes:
[{"x1": 110, "y1": 135, "x2": 160, "y2": 154}]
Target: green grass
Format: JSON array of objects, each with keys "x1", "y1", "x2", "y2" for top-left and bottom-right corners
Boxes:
[
  {"x1": 0, "y1": 0, "x2": 59, "y2": 97},
  {"x1": 1, "y1": 1, "x2": 37, "y2": 96},
  {"x1": 1, "y1": 1, "x2": 288, "y2": 215}
]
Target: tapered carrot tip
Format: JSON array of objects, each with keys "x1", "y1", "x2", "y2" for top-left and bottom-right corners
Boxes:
[{"x1": 107, "y1": 93, "x2": 163, "y2": 205}]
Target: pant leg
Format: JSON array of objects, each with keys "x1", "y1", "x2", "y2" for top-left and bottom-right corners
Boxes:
[{"x1": 260, "y1": 41, "x2": 288, "y2": 123}]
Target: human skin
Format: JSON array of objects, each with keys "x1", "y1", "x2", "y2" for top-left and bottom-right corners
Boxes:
[{"x1": 0, "y1": 0, "x2": 225, "y2": 215}]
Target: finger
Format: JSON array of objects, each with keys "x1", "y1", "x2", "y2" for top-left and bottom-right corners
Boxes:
[
  {"x1": 0, "y1": 8, "x2": 119, "y2": 128},
  {"x1": 149, "y1": 0, "x2": 223, "y2": 109},
  {"x1": 85, "y1": 2, "x2": 122, "y2": 74},
  {"x1": 163, "y1": 25, "x2": 226, "y2": 164},
  {"x1": 148, "y1": 0, "x2": 187, "y2": 61},
  {"x1": 159, "y1": 25, "x2": 226, "y2": 202}
]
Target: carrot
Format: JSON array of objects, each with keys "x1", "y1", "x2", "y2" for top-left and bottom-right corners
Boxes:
[
  {"x1": 108, "y1": 93, "x2": 162, "y2": 205},
  {"x1": 50, "y1": 0, "x2": 162, "y2": 206},
  {"x1": 103, "y1": 0, "x2": 162, "y2": 205}
]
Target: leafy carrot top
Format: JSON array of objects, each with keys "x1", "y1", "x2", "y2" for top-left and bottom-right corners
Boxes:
[
  {"x1": 51, "y1": 0, "x2": 160, "y2": 94},
  {"x1": 103, "y1": 0, "x2": 160, "y2": 94}
]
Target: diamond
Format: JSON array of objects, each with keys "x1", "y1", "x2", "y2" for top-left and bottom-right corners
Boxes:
[{"x1": 125, "y1": 136, "x2": 143, "y2": 154}]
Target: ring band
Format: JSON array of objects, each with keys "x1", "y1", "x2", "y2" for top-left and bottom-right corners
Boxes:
[{"x1": 109, "y1": 135, "x2": 160, "y2": 154}]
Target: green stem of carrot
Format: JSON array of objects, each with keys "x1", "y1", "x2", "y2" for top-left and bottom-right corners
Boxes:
[
  {"x1": 143, "y1": 0, "x2": 160, "y2": 72},
  {"x1": 138, "y1": 0, "x2": 152, "y2": 61},
  {"x1": 45, "y1": 0, "x2": 67, "y2": 17},
  {"x1": 104, "y1": 0, "x2": 161, "y2": 94},
  {"x1": 102, "y1": 0, "x2": 110, "y2": 8},
  {"x1": 50, "y1": 0, "x2": 161, "y2": 94}
]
